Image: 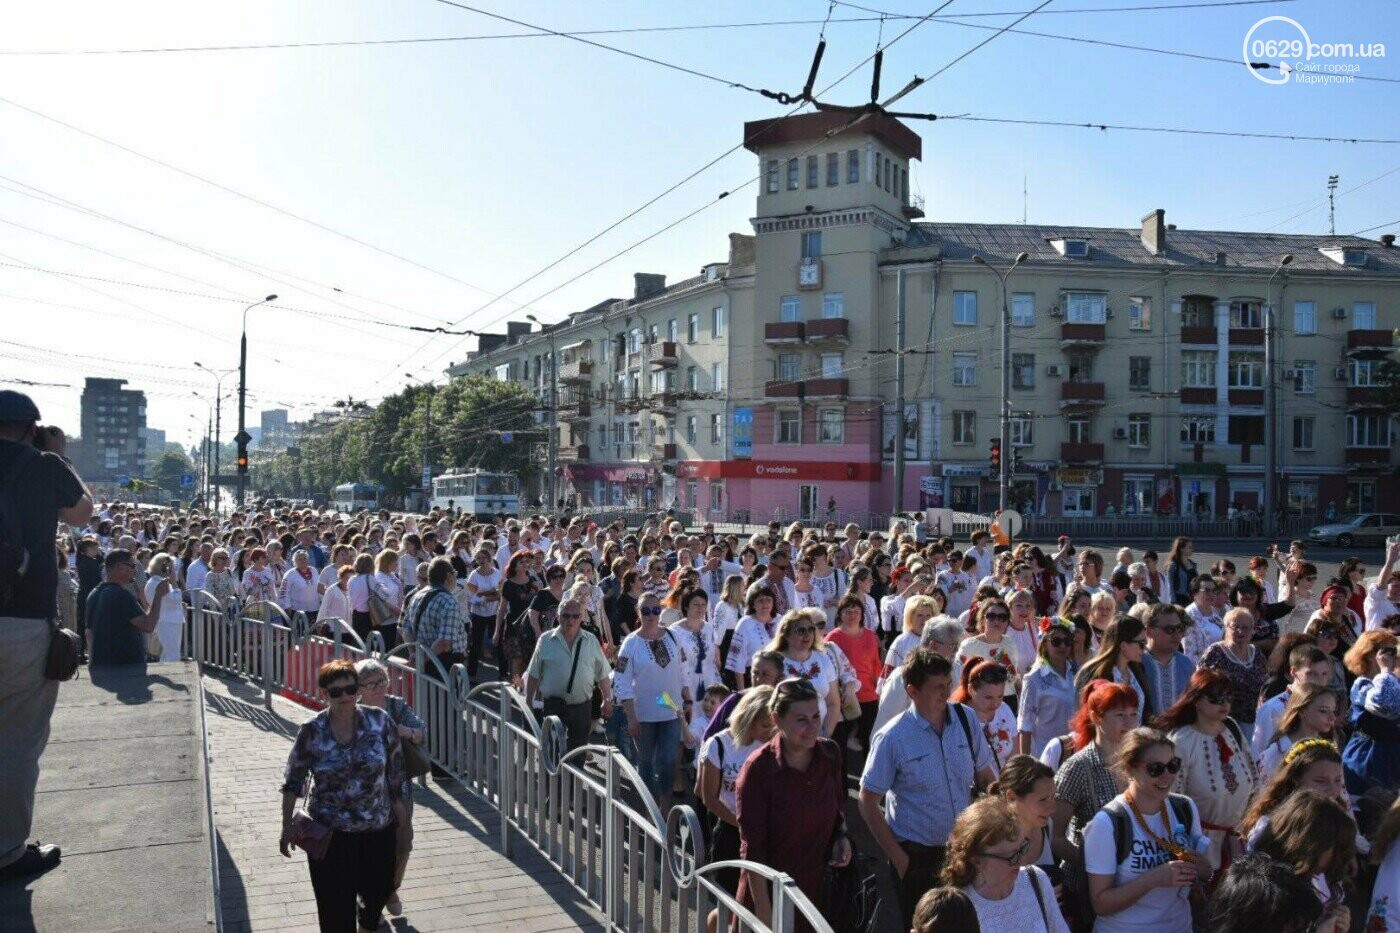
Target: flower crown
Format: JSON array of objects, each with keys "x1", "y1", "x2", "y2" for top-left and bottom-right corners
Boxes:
[
  {"x1": 1283, "y1": 736, "x2": 1336, "y2": 766},
  {"x1": 1039, "y1": 615, "x2": 1073, "y2": 636}
]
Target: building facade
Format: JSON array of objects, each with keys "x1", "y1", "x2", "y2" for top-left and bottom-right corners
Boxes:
[
  {"x1": 79, "y1": 377, "x2": 148, "y2": 483},
  {"x1": 447, "y1": 113, "x2": 1399, "y2": 521}
]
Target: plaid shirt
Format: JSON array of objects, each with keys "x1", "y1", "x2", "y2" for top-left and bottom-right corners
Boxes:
[{"x1": 403, "y1": 585, "x2": 469, "y2": 656}]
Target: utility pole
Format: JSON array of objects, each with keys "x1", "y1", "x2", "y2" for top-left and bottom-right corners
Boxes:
[
  {"x1": 893, "y1": 268, "x2": 907, "y2": 515},
  {"x1": 195, "y1": 363, "x2": 237, "y2": 515},
  {"x1": 526, "y1": 314, "x2": 558, "y2": 511},
  {"x1": 404, "y1": 374, "x2": 435, "y2": 510},
  {"x1": 1328, "y1": 175, "x2": 1339, "y2": 235},
  {"x1": 1265, "y1": 254, "x2": 1294, "y2": 536},
  {"x1": 973, "y1": 252, "x2": 1029, "y2": 514},
  {"x1": 236, "y1": 295, "x2": 277, "y2": 507}
]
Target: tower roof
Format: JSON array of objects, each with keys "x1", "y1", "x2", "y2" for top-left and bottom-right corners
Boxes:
[{"x1": 742, "y1": 110, "x2": 922, "y2": 160}]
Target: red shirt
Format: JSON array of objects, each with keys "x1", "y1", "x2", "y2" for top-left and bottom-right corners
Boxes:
[{"x1": 826, "y1": 627, "x2": 881, "y2": 703}]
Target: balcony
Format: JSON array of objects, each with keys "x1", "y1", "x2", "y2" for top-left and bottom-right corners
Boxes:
[
  {"x1": 615, "y1": 395, "x2": 646, "y2": 413},
  {"x1": 903, "y1": 192, "x2": 926, "y2": 220},
  {"x1": 649, "y1": 341, "x2": 678, "y2": 368},
  {"x1": 1347, "y1": 385, "x2": 1385, "y2": 407},
  {"x1": 1180, "y1": 325, "x2": 1218, "y2": 345},
  {"x1": 764, "y1": 322, "x2": 805, "y2": 344},
  {"x1": 1228, "y1": 328, "x2": 1264, "y2": 347},
  {"x1": 558, "y1": 359, "x2": 593, "y2": 384},
  {"x1": 650, "y1": 442, "x2": 677, "y2": 461},
  {"x1": 560, "y1": 398, "x2": 592, "y2": 421},
  {"x1": 559, "y1": 444, "x2": 590, "y2": 462},
  {"x1": 1060, "y1": 323, "x2": 1106, "y2": 347},
  {"x1": 806, "y1": 377, "x2": 849, "y2": 398},
  {"x1": 1061, "y1": 442, "x2": 1105, "y2": 463},
  {"x1": 1228, "y1": 388, "x2": 1264, "y2": 406},
  {"x1": 1060, "y1": 381, "x2": 1106, "y2": 407},
  {"x1": 805, "y1": 318, "x2": 850, "y2": 344},
  {"x1": 648, "y1": 392, "x2": 678, "y2": 414},
  {"x1": 1347, "y1": 329, "x2": 1395, "y2": 354},
  {"x1": 1179, "y1": 387, "x2": 1217, "y2": 406},
  {"x1": 765, "y1": 380, "x2": 804, "y2": 399},
  {"x1": 1345, "y1": 447, "x2": 1391, "y2": 465}
]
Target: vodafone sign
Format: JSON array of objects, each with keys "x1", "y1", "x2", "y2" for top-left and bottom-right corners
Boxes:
[{"x1": 677, "y1": 460, "x2": 881, "y2": 482}]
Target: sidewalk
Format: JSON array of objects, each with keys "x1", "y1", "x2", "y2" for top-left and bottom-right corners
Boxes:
[{"x1": 202, "y1": 674, "x2": 604, "y2": 932}]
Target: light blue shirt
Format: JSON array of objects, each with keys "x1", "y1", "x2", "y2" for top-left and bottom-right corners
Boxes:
[
  {"x1": 860, "y1": 703, "x2": 993, "y2": 847},
  {"x1": 1017, "y1": 662, "x2": 1078, "y2": 757}
]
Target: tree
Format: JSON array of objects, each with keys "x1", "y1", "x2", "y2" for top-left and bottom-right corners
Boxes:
[
  {"x1": 151, "y1": 449, "x2": 195, "y2": 495},
  {"x1": 1376, "y1": 358, "x2": 1400, "y2": 419}
]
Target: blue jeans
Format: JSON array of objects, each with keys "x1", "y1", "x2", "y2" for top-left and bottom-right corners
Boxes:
[
  {"x1": 605, "y1": 706, "x2": 636, "y2": 764},
  {"x1": 634, "y1": 718, "x2": 681, "y2": 804}
]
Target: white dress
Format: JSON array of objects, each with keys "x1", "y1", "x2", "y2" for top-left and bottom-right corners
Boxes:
[
  {"x1": 144, "y1": 576, "x2": 185, "y2": 662},
  {"x1": 1168, "y1": 724, "x2": 1258, "y2": 871}
]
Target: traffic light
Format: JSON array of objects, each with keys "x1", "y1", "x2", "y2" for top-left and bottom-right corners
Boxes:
[
  {"x1": 236, "y1": 444, "x2": 249, "y2": 475},
  {"x1": 989, "y1": 436, "x2": 1002, "y2": 473}
]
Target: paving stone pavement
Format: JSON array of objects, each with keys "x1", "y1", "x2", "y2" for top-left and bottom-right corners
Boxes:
[{"x1": 202, "y1": 673, "x2": 604, "y2": 933}]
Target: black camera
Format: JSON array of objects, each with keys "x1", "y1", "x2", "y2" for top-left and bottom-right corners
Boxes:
[{"x1": 32, "y1": 424, "x2": 62, "y2": 451}]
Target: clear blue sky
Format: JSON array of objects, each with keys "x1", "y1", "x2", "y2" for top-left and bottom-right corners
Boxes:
[{"x1": 2, "y1": 0, "x2": 1396, "y2": 451}]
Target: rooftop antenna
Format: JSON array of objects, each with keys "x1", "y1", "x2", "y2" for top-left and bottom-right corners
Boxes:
[
  {"x1": 1327, "y1": 174, "x2": 1339, "y2": 235},
  {"x1": 1022, "y1": 174, "x2": 1028, "y2": 225}
]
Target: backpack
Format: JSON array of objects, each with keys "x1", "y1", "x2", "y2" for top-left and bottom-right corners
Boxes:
[
  {"x1": 1104, "y1": 793, "x2": 1196, "y2": 865},
  {"x1": 0, "y1": 447, "x2": 37, "y2": 609}
]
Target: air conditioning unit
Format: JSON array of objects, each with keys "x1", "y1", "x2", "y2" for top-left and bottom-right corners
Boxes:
[
  {"x1": 1112, "y1": 427, "x2": 1128, "y2": 439},
  {"x1": 1332, "y1": 307, "x2": 1348, "y2": 319},
  {"x1": 1049, "y1": 305, "x2": 1064, "y2": 318},
  {"x1": 1334, "y1": 367, "x2": 1348, "y2": 380},
  {"x1": 1046, "y1": 364, "x2": 1064, "y2": 377},
  {"x1": 1282, "y1": 369, "x2": 1297, "y2": 379}
]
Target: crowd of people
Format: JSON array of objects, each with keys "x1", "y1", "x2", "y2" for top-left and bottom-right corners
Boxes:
[{"x1": 2, "y1": 387, "x2": 1397, "y2": 932}]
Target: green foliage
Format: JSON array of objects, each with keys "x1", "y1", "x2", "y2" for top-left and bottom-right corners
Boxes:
[
  {"x1": 254, "y1": 376, "x2": 541, "y2": 498},
  {"x1": 1376, "y1": 358, "x2": 1400, "y2": 419},
  {"x1": 151, "y1": 449, "x2": 195, "y2": 494}
]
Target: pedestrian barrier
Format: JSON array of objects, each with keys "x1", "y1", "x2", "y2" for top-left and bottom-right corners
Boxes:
[{"x1": 187, "y1": 593, "x2": 831, "y2": 933}]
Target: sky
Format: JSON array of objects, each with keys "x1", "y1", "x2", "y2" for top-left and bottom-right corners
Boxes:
[{"x1": 1, "y1": 0, "x2": 1397, "y2": 453}]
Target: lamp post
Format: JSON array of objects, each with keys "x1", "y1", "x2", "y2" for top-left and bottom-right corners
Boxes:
[
  {"x1": 1265, "y1": 254, "x2": 1293, "y2": 536},
  {"x1": 525, "y1": 313, "x2": 558, "y2": 511},
  {"x1": 973, "y1": 252, "x2": 1029, "y2": 514},
  {"x1": 189, "y1": 400, "x2": 212, "y2": 504},
  {"x1": 237, "y1": 295, "x2": 278, "y2": 507},
  {"x1": 194, "y1": 362, "x2": 238, "y2": 514},
  {"x1": 404, "y1": 374, "x2": 435, "y2": 511}
]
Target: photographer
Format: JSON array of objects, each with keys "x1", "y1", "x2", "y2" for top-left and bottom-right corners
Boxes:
[{"x1": 0, "y1": 391, "x2": 93, "y2": 880}]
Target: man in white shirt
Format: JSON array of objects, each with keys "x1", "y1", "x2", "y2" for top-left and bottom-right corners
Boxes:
[
  {"x1": 495, "y1": 526, "x2": 521, "y2": 567},
  {"x1": 1072, "y1": 549, "x2": 1114, "y2": 598},
  {"x1": 184, "y1": 542, "x2": 213, "y2": 597},
  {"x1": 1364, "y1": 541, "x2": 1400, "y2": 631},
  {"x1": 699, "y1": 545, "x2": 739, "y2": 603},
  {"x1": 746, "y1": 552, "x2": 797, "y2": 616}
]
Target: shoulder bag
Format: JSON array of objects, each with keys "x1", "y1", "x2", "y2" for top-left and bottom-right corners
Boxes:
[
  {"x1": 45, "y1": 618, "x2": 82, "y2": 681},
  {"x1": 366, "y1": 574, "x2": 395, "y2": 626},
  {"x1": 289, "y1": 808, "x2": 333, "y2": 860}
]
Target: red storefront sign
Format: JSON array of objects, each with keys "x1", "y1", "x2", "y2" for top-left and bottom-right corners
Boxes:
[{"x1": 676, "y1": 460, "x2": 881, "y2": 482}]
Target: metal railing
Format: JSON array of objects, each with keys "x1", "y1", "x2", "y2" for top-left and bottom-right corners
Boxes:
[{"x1": 187, "y1": 594, "x2": 829, "y2": 933}]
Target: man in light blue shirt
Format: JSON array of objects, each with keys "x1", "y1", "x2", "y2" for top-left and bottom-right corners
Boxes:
[{"x1": 858, "y1": 648, "x2": 996, "y2": 929}]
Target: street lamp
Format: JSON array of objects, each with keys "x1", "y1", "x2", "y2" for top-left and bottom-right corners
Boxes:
[
  {"x1": 973, "y1": 252, "x2": 1030, "y2": 514},
  {"x1": 237, "y1": 294, "x2": 278, "y2": 506},
  {"x1": 195, "y1": 361, "x2": 238, "y2": 514},
  {"x1": 404, "y1": 373, "x2": 436, "y2": 510},
  {"x1": 1265, "y1": 254, "x2": 1293, "y2": 535},
  {"x1": 189, "y1": 399, "x2": 212, "y2": 504},
  {"x1": 525, "y1": 313, "x2": 558, "y2": 511}
]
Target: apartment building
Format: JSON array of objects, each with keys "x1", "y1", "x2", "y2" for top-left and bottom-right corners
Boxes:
[
  {"x1": 79, "y1": 377, "x2": 148, "y2": 483},
  {"x1": 448, "y1": 111, "x2": 1398, "y2": 520}
]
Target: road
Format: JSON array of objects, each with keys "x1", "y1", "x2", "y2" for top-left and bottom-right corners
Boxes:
[{"x1": 1060, "y1": 538, "x2": 1387, "y2": 577}]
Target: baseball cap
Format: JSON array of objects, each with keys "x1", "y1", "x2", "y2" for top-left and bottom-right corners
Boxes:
[{"x1": 0, "y1": 390, "x2": 40, "y2": 422}]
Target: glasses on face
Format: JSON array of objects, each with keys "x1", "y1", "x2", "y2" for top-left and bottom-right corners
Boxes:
[
  {"x1": 640, "y1": 606, "x2": 663, "y2": 617},
  {"x1": 360, "y1": 678, "x2": 388, "y2": 691},
  {"x1": 1045, "y1": 636, "x2": 1072, "y2": 649},
  {"x1": 792, "y1": 625, "x2": 818, "y2": 636},
  {"x1": 984, "y1": 612, "x2": 1010, "y2": 622},
  {"x1": 559, "y1": 611, "x2": 583, "y2": 620},
  {"x1": 981, "y1": 837, "x2": 1031, "y2": 865},
  {"x1": 326, "y1": 683, "x2": 359, "y2": 699},
  {"x1": 1200, "y1": 691, "x2": 1231, "y2": 705},
  {"x1": 1197, "y1": 586, "x2": 1216, "y2": 594},
  {"x1": 1140, "y1": 757, "x2": 1183, "y2": 778}
]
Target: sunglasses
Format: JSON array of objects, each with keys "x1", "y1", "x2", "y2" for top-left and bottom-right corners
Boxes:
[
  {"x1": 1156, "y1": 624, "x2": 1185, "y2": 637},
  {"x1": 326, "y1": 683, "x2": 359, "y2": 699},
  {"x1": 1045, "y1": 636, "x2": 1072, "y2": 649},
  {"x1": 1141, "y1": 757, "x2": 1183, "y2": 778},
  {"x1": 559, "y1": 611, "x2": 583, "y2": 620},
  {"x1": 640, "y1": 606, "x2": 663, "y2": 616},
  {"x1": 792, "y1": 625, "x2": 818, "y2": 636},
  {"x1": 1201, "y1": 691, "x2": 1231, "y2": 705},
  {"x1": 980, "y1": 837, "x2": 1031, "y2": 865},
  {"x1": 983, "y1": 612, "x2": 1010, "y2": 622}
]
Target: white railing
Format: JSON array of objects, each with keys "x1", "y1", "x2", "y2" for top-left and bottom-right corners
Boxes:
[{"x1": 187, "y1": 593, "x2": 832, "y2": 933}]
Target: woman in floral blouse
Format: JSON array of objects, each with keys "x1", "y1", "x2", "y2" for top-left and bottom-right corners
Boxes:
[{"x1": 280, "y1": 659, "x2": 405, "y2": 933}]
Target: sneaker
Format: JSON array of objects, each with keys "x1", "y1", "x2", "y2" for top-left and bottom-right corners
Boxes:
[{"x1": 0, "y1": 842, "x2": 61, "y2": 879}]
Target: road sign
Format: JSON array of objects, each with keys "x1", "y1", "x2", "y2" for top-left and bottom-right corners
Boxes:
[
  {"x1": 180, "y1": 472, "x2": 195, "y2": 488},
  {"x1": 117, "y1": 474, "x2": 130, "y2": 486},
  {"x1": 233, "y1": 430, "x2": 253, "y2": 446},
  {"x1": 501, "y1": 432, "x2": 513, "y2": 444},
  {"x1": 421, "y1": 467, "x2": 432, "y2": 490},
  {"x1": 998, "y1": 508, "x2": 1024, "y2": 538}
]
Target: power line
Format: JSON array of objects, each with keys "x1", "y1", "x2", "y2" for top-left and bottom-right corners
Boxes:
[
  {"x1": 1348, "y1": 218, "x2": 1400, "y2": 237},
  {"x1": 931, "y1": 114, "x2": 1400, "y2": 146}
]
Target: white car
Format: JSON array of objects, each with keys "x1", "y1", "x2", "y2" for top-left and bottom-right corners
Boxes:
[{"x1": 1307, "y1": 513, "x2": 1400, "y2": 547}]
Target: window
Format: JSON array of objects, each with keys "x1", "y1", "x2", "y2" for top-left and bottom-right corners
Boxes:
[
  {"x1": 628, "y1": 328, "x2": 642, "y2": 354},
  {"x1": 1293, "y1": 416, "x2": 1315, "y2": 450},
  {"x1": 1181, "y1": 297, "x2": 1214, "y2": 327},
  {"x1": 710, "y1": 480, "x2": 725, "y2": 512},
  {"x1": 801, "y1": 231, "x2": 822, "y2": 259},
  {"x1": 822, "y1": 293, "x2": 844, "y2": 318},
  {"x1": 847, "y1": 149, "x2": 859, "y2": 183},
  {"x1": 953, "y1": 291, "x2": 978, "y2": 325},
  {"x1": 1287, "y1": 479, "x2": 1318, "y2": 516},
  {"x1": 766, "y1": 159, "x2": 779, "y2": 193},
  {"x1": 1011, "y1": 293, "x2": 1035, "y2": 327},
  {"x1": 777, "y1": 410, "x2": 801, "y2": 444},
  {"x1": 1065, "y1": 292, "x2": 1106, "y2": 323},
  {"x1": 1293, "y1": 360, "x2": 1317, "y2": 394},
  {"x1": 819, "y1": 409, "x2": 844, "y2": 443},
  {"x1": 687, "y1": 313, "x2": 699, "y2": 343},
  {"x1": 686, "y1": 416, "x2": 697, "y2": 445},
  {"x1": 711, "y1": 363, "x2": 724, "y2": 392},
  {"x1": 1227, "y1": 416, "x2": 1265, "y2": 445},
  {"x1": 1128, "y1": 297, "x2": 1152, "y2": 331},
  {"x1": 883, "y1": 157, "x2": 892, "y2": 192},
  {"x1": 1228, "y1": 352, "x2": 1263, "y2": 388},
  {"x1": 821, "y1": 353, "x2": 843, "y2": 378},
  {"x1": 806, "y1": 155, "x2": 818, "y2": 189},
  {"x1": 687, "y1": 366, "x2": 699, "y2": 391},
  {"x1": 778, "y1": 353, "x2": 801, "y2": 381},
  {"x1": 1181, "y1": 351, "x2": 1217, "y2": 387},
  {"x1": 1180, "y1": 416, "x2": 1216, "y2": 444},
  {"x1": 1068, "y1": 418, "x2": 1091, "y2": 444},
  {"x1": 1010, "y1": 416, "x2": 1033, "y2": 447},
  {"x1": 1127, "y1": 414, "x2": 1150, "y2": 448},
  {"x1": 667, "y1": 319, "x2": 678, "y2": 343},
  {"x1": 1351, "y1": 358, "x2": 1379, "y2": 386},
  {"x1": 952, "y1": 411, "x2": 976, "y2": 444},
  {"x1": 1348, "y1": 413, "x2": 1391, "y2": 447},
  {"x1": 1293, "y1": 301, "x2": 1317, "y2": 335},
  {"x1": 1012, "y1": 353, "x2": 1035, "y2": 390},
  {"x1": 1129, "y1": 356, "x2": 1151, "y2": 391},
  {"x1": 786, "y1": 158, "x2": 799, "y2": 190},
  {"x1": 952, "y1": 352, "x2": 977, "y2": 386},
  {"x1": 1067, "y1": 353, "x2": 1095, "y2": 383},
  {"x1": 712, "y1": 306, "x2": 725, "y2": 338},
  {"x1": 1347, "y1": 480, "x2": 1377, "y2": 513},
  {"x1": 1229, "y1": 300, "x2": 1263, "y2": 328},
  {"x1": 826, "y1": 152, "x2": 839, "y2": 186},
  {"x1": 1354, "y1": 302, "x2": 1377, "y2": 329},
  {"x1": 710, "y1": 413, "x2": 723, "y2": 444},
  {"x1": 780, "y1": 295, "x2": 801, "y2": 322},
  {"x1": 900, "y1": 167, "x2": 907, "y2": 200}
]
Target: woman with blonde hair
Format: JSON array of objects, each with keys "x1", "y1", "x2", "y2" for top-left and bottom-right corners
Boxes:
[
  {"x1": 372, "y1": 548, "x2": 404, "y2": 650},
  {"x1": 1240, "y1": 738, "x2": 1348, "y2": 847},
  {"x1": 765, "y1": 610, "x2": 842, "y2": 737},
  {"x1": 698, "y1": 685, "x2": 775, "y2": 904},
  {"x1": 881, "y1": 593, "x2": 941, "y2": 683},
  {"x1": 144, "y1": 552, "x2": 184, "y2": 662},
  {"x1": 940, "y1": 796, "x2": 1069, "y2": 932}
]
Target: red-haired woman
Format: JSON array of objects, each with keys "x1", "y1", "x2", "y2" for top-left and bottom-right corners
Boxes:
[
  {"x1": 952, "y1": 659, "x2": 1018, "y2": 774},
  {"x1": 1154, "y1": 668, "x2": 1258, "y2": 875}
]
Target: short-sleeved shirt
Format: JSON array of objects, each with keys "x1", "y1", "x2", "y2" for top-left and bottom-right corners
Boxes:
[
  {"x1": 0, "y1": 441, "x2": 84, "y2": 620},
  {"x1": 526, "y1": 628, "x2": 609, "y2": 704},
  {"x1": 1017, "y1": 662, "x2": 1077, "y2": 757},
  {"x1": 1083, "y1": 794, "x2": 1202, "y2": 933},
  {"x1": 860, "y1": 704, "x2": 993, "y2": 846},
  {"x1": 1054, "y1": 743, "x2": 1121, "y2": 847},
  {"x1": 701, "y1": 732, "x2": 764, "y2": 816},
  {"x1": 86, "y1": 582, "x2": 146, "y2": 665}
]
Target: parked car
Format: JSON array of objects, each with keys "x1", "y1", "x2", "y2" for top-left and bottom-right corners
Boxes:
[{"x1": 1307, "y1": 512, "x2": 1400, "y2": 547}]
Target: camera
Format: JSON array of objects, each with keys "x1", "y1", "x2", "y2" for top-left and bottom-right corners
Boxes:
[{"x1": 31, "y1": 424, "x2": 62, "y2": 452}]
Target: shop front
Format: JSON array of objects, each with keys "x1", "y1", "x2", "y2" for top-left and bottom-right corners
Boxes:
[{"x1": 678, "y1": 459, "x2": 881, "y2": 523}]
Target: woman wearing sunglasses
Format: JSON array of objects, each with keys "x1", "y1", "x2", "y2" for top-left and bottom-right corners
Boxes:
[
  {"x1": 939, "y1": 796, "x2": 1069, "y2": 932},
  {"x1": 1303, "y1": 617, "x2": 1351, "y2": 709},
  {"x1": 1075, "y1": 616, "x2": 1151, "y2": 724},
  {"x1": 614, "y1": 592, "x2": 691, "y2": 813},
  {"x1": 1016, "y1": 617, "x2": 1077, "y2": 757},
  {"x1": 954, "y1": 599, "x2": 1023, "y2": 713},
  {"x1": 280, "y1": 660, "x2": 406, "y2": 933},
  {"x1": 765, "y1": 610, "x2": 842, "y2": 738},
  {"x1": 1082, "y1": 727, "x2": 1207, "y2": 933},
  {"x1": 1154, "y1": 668, "x2": 1258, "y2": 876}
]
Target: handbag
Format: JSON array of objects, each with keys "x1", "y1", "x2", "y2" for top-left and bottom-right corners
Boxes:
[
  {"x1": 44, "y1": 619, "x2": 81, "y2": 681},
  {"x1": 365, "y1": 574, "x2": 396, "y2": 627},
  {"x1": 289, "y1": 808, "x2": 333, "y2": 860},
  {"x1": 824, "y1": 850, "x2": 881, "y2": 933},
  {"x1": 401, "y1": 736, "x2": 432, "y2": 779}
]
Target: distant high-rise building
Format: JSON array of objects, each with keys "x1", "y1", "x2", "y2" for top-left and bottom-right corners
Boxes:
[
  {"x1": 79, "y1": 378, "x2": 147, "y2": 482},
  {"x1": 142, "y1": 427, "x2": 166, "y2": 470},
  {"x1": 260, "y1": 409, "x2": 289, "y2": 447}
]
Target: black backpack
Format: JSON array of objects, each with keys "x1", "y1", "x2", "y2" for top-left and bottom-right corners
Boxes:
[{"x1": 0, "y1": 447, "x2": 37, "y2": 609}]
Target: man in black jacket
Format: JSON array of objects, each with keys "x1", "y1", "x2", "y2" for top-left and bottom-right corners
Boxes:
[{"x1": 0, "y1": 391, "x2": 93, "y2": 879}]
